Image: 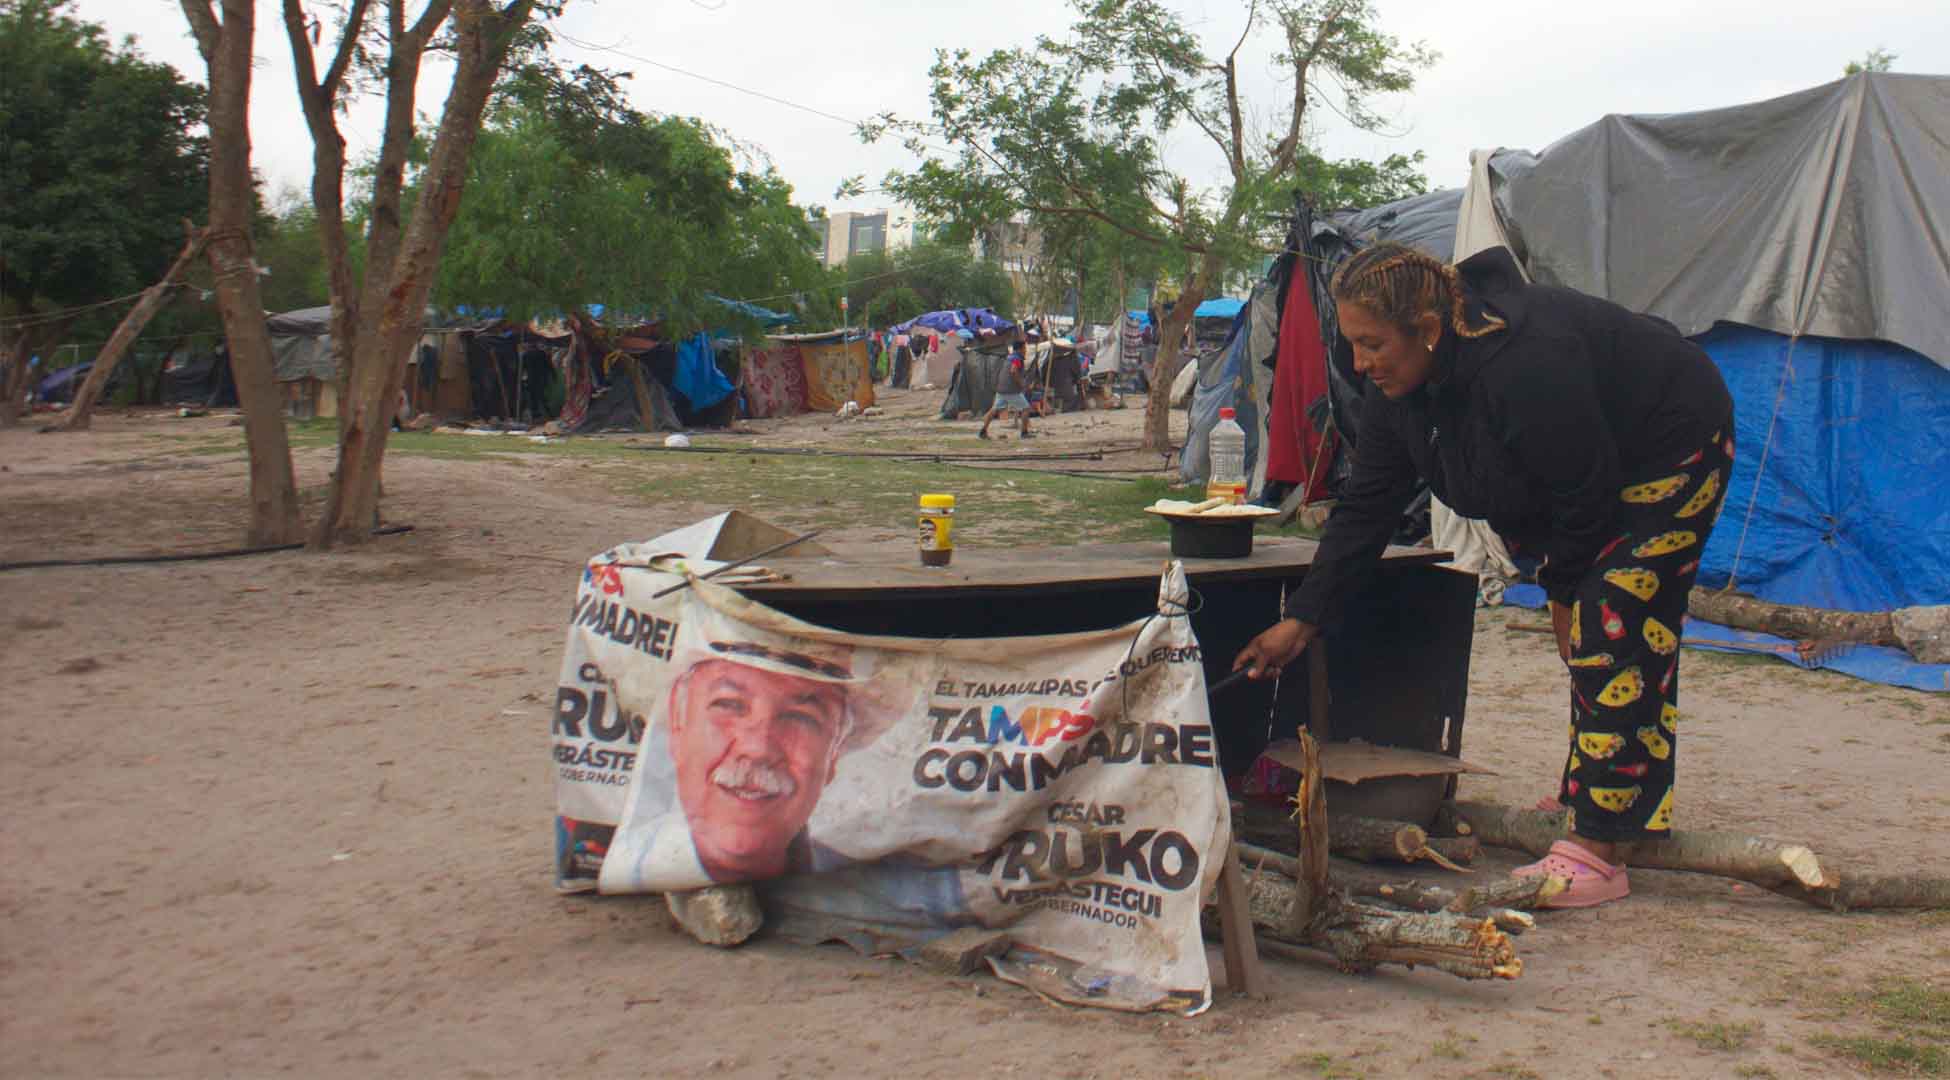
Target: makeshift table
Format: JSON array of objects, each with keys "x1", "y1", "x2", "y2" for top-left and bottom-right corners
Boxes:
[{"x1": 736, "y1": 538, "x2": 1477, "y2": 794}]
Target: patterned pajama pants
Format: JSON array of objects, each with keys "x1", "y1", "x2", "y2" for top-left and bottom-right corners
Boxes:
[{"x1": 1559, "y1": 425, "x2": 1734, "y2": 842}]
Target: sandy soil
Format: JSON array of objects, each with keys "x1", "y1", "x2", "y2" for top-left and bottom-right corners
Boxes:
[{"x1": 2, "y1": 395, "x2": 1946, "y2": 1080}]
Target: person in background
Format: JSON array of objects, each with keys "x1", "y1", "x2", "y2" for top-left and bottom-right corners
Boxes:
[
  {"x1": 892, "y1": 331, "x2": 913, "y2": 390},
  {"x1": 520, "y1": 341, "x2": 554, "y2": 422},
  {"x1": 892, "y1": 330, "x2": 916, "y2": 389},
  {"x1": 866, "y1": 329, "x2": 884, "y2": 383},
  {"x1": 979, "y1": 335, "x2": 1034, "y2": 440},
  {"x1": 1232, "y1": 242, "x2": 1733, "y2": 908}
]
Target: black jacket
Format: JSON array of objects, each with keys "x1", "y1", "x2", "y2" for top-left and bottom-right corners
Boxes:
[{"x1": 1287, "y1": 247, "x2": 1732, "y2": 624}]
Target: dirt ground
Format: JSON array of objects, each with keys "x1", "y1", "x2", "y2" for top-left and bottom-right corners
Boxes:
[{"x1": 3, "y1": 390, "x2": 1946, "y2": 1080}]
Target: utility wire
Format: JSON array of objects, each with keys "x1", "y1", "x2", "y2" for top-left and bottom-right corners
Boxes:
[{"x1": 0, "y1": 284, "x2": 192, "y2": 330}]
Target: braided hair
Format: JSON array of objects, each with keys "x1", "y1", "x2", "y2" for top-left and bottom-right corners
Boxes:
[{"x1": 1330, "y1": 242, "x2": 1507, "y2": 341}]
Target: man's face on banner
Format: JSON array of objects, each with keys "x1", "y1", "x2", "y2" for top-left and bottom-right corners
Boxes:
[{"x1": 668, "y1": 659, "x2": 848, "y2": 881}]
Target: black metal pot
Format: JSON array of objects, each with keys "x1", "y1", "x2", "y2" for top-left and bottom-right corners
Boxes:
[{"x1": 1166, "y1": 514, "x2": 1256, "y2": 558}]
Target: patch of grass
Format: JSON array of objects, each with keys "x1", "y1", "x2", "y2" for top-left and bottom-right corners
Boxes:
[
  {"x1": 1293, "y1": 1052, "x2": 1364, "y2": 1079},
  {"x1": 1732, "y1": 1066, "x2": 1777, "y2": 1079},
  {"x1": 1469, "y1": 1064, "x2": 1542, "y2": 1080},
  {"x1": 1811, "y1": 1034, "x2": 1948, "y2": 1075},
  {"x1": 1670, "y1": 1019, "x2": 1761, "y2": 1051},
  {"x1": 1430, "y1": 1038, "x2": 1468, "y2": 1060},
  {"x1": 1869, "y1": 980, "x2": 1950, "y2": 1039}
]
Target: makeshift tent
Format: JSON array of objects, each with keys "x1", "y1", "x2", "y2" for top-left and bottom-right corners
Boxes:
[
  {"x1": 894, "y1": 307, "x2": 1014, "y2": 338},
  {"x1": 264, "y1": 305, "x2": 340, "y2": 418},
  {"x1": 32, "y1": 361, "x2": 105, "y2": 404},
  {"x1": 263, "y1": 304, "x2": 470, "y2": 420},
  {"x1": 1470, "y1": 73, "x2": 1950, "y2": 615},
  {"x1": 1285, "y1": 73, "x2": 1950, "y2": 621},
  {"x1": 908, "y1": 328, "x2": 961, "y2": 387},
  {"x1": 938, "y1": 342, "x2": 1010, "y2": 419},
  {"x1": 737, "y1": 342, "x2": 810, "y2": 418},
  {"x1": 1193, "y1": 297, "x2": 1245, "y2": 319},
  {"x1": 762, "y1": 331, "x2": 875, "y2": 413},
  {"x1": 706, "y1": 294, "x2": 795, "y2": 328},
  {"x1": 160, "y1": 348, "x2": 237, "y2": 407},
  {"x1": 1180, "y1": 283, "x2": 1278, "y2": 492}
]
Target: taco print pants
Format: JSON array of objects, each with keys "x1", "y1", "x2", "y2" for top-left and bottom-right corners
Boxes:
[{"x1": 1558, "y1": 425, "x2": 1734, "y2": 842}]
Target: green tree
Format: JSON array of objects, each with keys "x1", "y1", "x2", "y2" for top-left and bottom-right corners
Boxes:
[
  {"x1": 862, "y1": 0, "x2": 1434, "y2": 449},
  {"x1": 817, "y1": 240, "x2": 1017, "y2": 330},
  {"x1": 437, "y1": 68, "x2": 826, "y2": 335},
  {"x1": 254, "y1": 186, "x2": 333, "y2": 314},
  {"x1": 0, "y1": 0, "x2": 209, "y2": 424},
  {"x1": 280, "y1": 0, "x2": 542, "y2": 547},
  {"x1": 1843, "y1": 48, "x2": 1895, "y2": 75}
]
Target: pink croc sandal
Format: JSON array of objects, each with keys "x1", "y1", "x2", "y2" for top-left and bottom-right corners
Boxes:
[{"x1": 1511, "y1": 840, "x2": 1630, "y2": 908}]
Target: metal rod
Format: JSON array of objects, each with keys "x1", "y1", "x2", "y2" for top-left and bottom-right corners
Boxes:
[
  {"x1": 1207, "y1": 667, "x2": 1254, "y2": 699},
  {"x1": 649, "y1": 530, "x2": 822, "y2": 599}
]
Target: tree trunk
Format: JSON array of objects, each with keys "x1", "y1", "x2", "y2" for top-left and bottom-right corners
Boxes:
[
  {"x1": 0, "y1": 319, "x2": 74, "y2": 427},
  {"x1": 1461, "y1": 800, "x2": 1950, "y2": 912},
  {"x1": 1142, "y1": 262, "x2": 1209, "y2": 451},
  {"x1": 67, "y1": 228, "x2": 206, "y2": 430},
  {"x1": 184, "y1": 0, "x2": 304, "y2": 546},
  {"x1": 1329, "y1": 816, "x2": 1429, "y2": 863},
  {"x1": 310, "y1": 0, "x2": 534, "y2": 549},
  {"x1": 1687, "y1": 587, "x2": 1897, "y2": 646},
  {"x1": 1457, "y1": 799, "x2": 1828, "y2": 890}
]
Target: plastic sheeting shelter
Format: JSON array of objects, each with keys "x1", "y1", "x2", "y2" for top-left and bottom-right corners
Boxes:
[
  {"x1": 1179, "y1": 285, "x2": 1278, "y2": 495},
  {"x1": 1478, "y1": 72, "x2": 1950, "y2": 614},
  {"x1": 938, "y1": 348, "x2": 1008, "y2": 418},
  {"x1": 1192, "y1": 297, "x2": 1245, "y2": 320},
  {"x1": 894, "y1": 307, "x2": 1014, "y2": 338},
  {"x1": 737, "y1": 343, "x2": 810, "y2": 418},
  {"x1": 763, "y1": 332, "x2": 875, "y2": 413},
  {"x1": 1282, "y1": 72, "x2": 1950, "y2": 641}
]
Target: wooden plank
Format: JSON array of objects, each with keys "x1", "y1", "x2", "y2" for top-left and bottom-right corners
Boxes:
[
  {"x1": 1307, "y1": 645, "x2": 1332, "y2": 742},
  {"x1": 1262, "y1": 740, "x2": 1493, "y2": 785},
  {"x1": 1216, "y1": 843, "x2": 1265, "y2": 997}
]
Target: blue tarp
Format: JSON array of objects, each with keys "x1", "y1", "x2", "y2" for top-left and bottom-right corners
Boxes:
[
  {"x1": 1126, "y1": 310, "x2": 1152, "y2": 328},
  {"x1": 1695, "y1": 327, "x2": 1950, "y2": 613},
  {"x1": 1500, "y1": 585, "x2": 1949, "y2": 692},
  {"x1": 1193, "y1": 297, "x2": 1246, "y2": 319},
  {"x1": 1180, "y1": 305, "x2": 1259, "y2": 485},
  {"x1": 894, "y1": 308, "x2": 1014, "y2": 336},
  {"x1": 673, "y1": 332, "x2": 734, "y2": 409},
  {"x1": 34, "y1": 362, "x2": 91, "y2": 403},
  {"x1": 707, "y1": 294, "x2": 795, "y2": 327}
]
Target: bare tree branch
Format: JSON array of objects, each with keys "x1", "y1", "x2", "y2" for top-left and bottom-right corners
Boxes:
[
  {"x1": 323, "y1": 0, "x2": 374, "y2": 94},
  {"x1": 410, "y1": 0, "x2": 455, "y2": 42},
  {"x1": 178, "y1": 0, "x2": 220, "y2": 60},
  {"x1": 1269, "y1": 0, "x2": 1353, "y2": 174},
  {"x1": 1222, "y1": 0, "x2": 1258, "y2": 179}
]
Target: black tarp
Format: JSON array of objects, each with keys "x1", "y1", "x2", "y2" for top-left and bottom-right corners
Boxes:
[
  {"x1": 938, "y1": 347, "x2": 1008, "y2": 419},
  {"x1": 160, "y1": 349, "x2": 238, "y2": 406}
]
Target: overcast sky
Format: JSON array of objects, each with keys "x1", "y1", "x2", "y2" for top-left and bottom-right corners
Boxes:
[{"x1": 79, "y1": 0, "x2": 1950, "y2": 219}]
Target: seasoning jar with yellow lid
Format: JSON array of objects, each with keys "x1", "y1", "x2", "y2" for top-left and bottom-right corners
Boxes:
[{"x1": 917, "y1": 493, "x2": 955, "y2": 566}]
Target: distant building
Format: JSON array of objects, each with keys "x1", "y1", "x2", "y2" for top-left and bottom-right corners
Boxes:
[
  {"x1": 819, "y1": 208, "x2": 919, "y2": 266},
  {"x1": 973, "y1": 215, "x2": 1045, "y2": 311}
]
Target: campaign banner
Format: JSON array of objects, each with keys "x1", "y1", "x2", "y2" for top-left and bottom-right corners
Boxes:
[{"x1": 552, "y1": 545, "x2": 1229, "y2": 1013}]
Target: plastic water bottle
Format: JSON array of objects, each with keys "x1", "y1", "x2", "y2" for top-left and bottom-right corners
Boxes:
[{"x1": 1205, "y1": 406, "x2": 1247, "y2": 504}]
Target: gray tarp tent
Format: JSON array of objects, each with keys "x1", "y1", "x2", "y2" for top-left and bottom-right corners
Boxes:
[
  {"x1": 1484, "y1": 72, "x2": 1950, "y2": 366},
  {"x1": 264, "y1": 305, "x2": 338, "y2": 383}
]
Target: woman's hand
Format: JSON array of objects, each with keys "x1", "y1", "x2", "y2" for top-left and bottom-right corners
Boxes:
[
  {"x1": 1549, "y1": 601, "x2": 1573, "y2": 664},
  {"x1": 1233, "y1": 618, "x2": 1319, "y2": 680}
]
